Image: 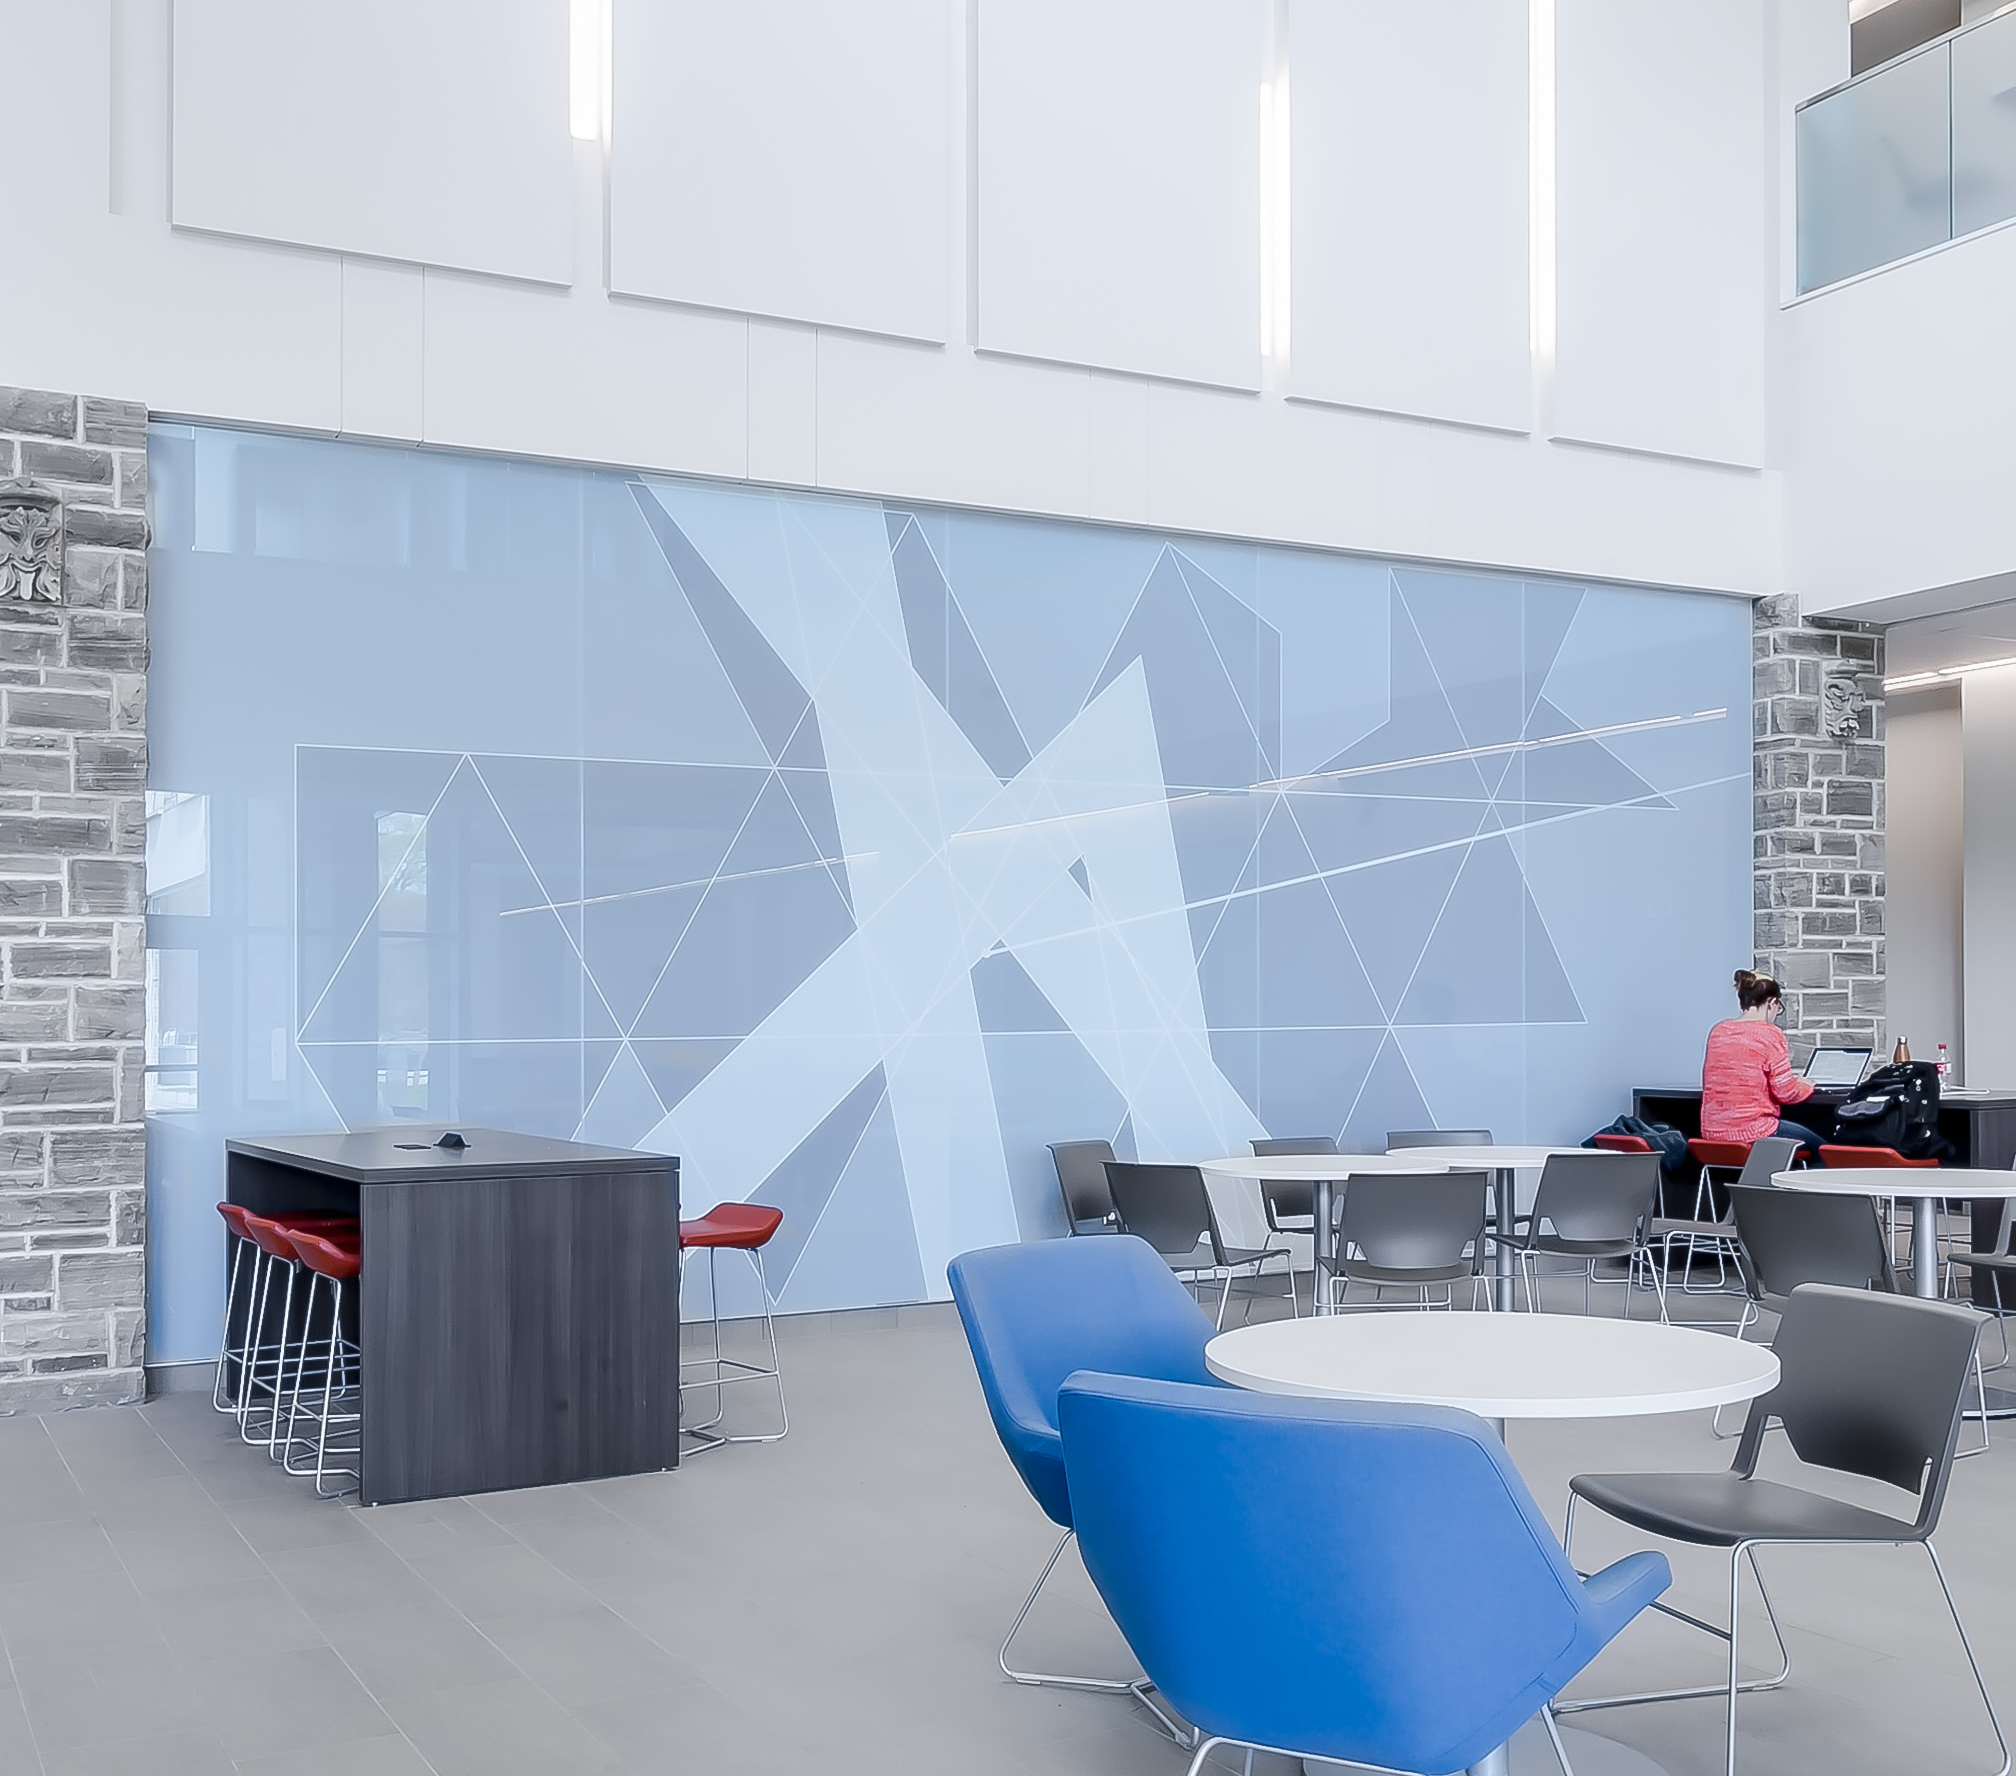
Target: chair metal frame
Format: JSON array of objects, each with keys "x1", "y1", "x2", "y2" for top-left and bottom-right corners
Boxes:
[
  {"x1": 1490, "y1": 1152, "x2": 1666, "y2": 1320},
  {"x1": 279, "y1": 1253, "x2": 362, "y2": 1499},
  {"x1": 1103, "y1": 1161, "x2": 1297, "y2": 1329},
  {"x1": 1328, "y1": 1169, "x2": 1491, "y2": 1313},
  {"x1": 680, "y1": 1241, "x2": 789, "y2": 1452},
  {"x1": 1558, "y1": 1284, "x2": 2009, "y2": 1776}
]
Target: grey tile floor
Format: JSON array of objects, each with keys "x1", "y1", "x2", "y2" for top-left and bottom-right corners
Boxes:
[{"x1": 1, "y1": 1275, "x2": 2013, "y2": 1776}]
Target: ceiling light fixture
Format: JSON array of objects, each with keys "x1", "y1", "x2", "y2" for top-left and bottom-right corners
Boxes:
[{"x1": 1884, "y1": 654, "x2": 2016, "y2": 692}]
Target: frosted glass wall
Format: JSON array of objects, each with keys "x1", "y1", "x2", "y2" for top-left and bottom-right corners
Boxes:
[{"x1": 145, "y1": 426, "x2": 1750, "y2": 1361}]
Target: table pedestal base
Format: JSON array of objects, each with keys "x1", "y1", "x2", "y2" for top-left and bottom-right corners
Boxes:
[
  {"x1": 1304, "y1": 1719, "x2": 1668, "y2": 1776},
  {"x1": 1967, "y1": 1381, "x2": 2016, "y2": 1420}
]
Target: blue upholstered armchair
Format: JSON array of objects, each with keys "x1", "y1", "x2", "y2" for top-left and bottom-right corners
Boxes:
[
  {"x1": 946, "y1": 1235, "x2": 1221, "y2": 1709},
  {"x1": 1059, "y1": 1372, "x2": 1671, "y2": 1776}
]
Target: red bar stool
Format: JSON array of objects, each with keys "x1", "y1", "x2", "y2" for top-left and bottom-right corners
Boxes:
[
  {"x1": 213, "y1": 1203, "x2": 260, "y2": 1415},
  {"x1": 1683, "y1": 1139, "x2": 1755, "y2": 1292},
  {"x1": 1590, "y1": 1134, "x2": 1653, "y2": 1153},
  {"x1": 279, "y1": 1227, "x2": 363, "y2": 1499},
  {"x1": 1818, "y1": 1145, "x2": 1940, "y2": 1168},
  {"x1": 680, "y1": 1203, "x2": 788, "y2": 1450},
  {"x1": 235, "y1": 1210, "x2": 357, "y2": 1454}
]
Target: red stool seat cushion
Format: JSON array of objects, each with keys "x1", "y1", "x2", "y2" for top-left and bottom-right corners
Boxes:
[
  {"x1": 1591, "y1": 1133, "x2": 1653, "y2": 1153},
  {"x1": 681, "y1": 1203, "x2": 784, "y2": 1249},
  {"x1": 1818, "y1": 1144, "x2": 1939, "y2": 1169},
  {"x1": 217, "y1": 1202, "x2": 358, "y2": 1241},
  {"x1": 285, "y1": 1227, "x2": 362, "y2": 1279},
  {"x1": 1687, "y1": 1139, "x2": 1751, "y2": 1169}
]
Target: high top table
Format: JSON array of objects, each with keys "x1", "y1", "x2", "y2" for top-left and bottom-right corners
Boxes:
[
  {"x1": 1197, "y1": 1154, "x2": 1454, "y2": 1314},
  {"x1": 226, "y1": 1127, "x2": 681, "y2": 1504},
  {"x1": 1207, "y1": 1313, "x2": 1780, "y2": 1776},
  {"x1": 1376, "y1": 1146, "x2": 1594, "y2": 1313}
]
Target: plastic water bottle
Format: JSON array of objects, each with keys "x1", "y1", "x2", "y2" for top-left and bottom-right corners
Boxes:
[{"x1": 1938, "y1": 1042, "x2": 1950, "y2": 1082}]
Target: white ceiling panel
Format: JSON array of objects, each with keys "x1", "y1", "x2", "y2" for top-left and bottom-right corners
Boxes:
[
  {"x1": 976, "y1": 0, "x2": 1265, "y2": 389},
  {"x1": 609, "y1": 0, "x2": 952, "y2": 342},
  {"x1": 170, "y1": 0, "x2": 573, "y2": 284}
]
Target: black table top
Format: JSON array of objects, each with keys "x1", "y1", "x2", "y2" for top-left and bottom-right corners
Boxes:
[
  {"x1": 1637, "y1": 1084, "x2": 2016, "y2": 1109},
  {"x1": 226, "y1": 1127, "x2": 677, "y2": 1186}
]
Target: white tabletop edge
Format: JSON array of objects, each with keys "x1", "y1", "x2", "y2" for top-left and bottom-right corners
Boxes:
[{"x1": 1769, "y1": 1167, "x2": 2016, "y2": 1197}]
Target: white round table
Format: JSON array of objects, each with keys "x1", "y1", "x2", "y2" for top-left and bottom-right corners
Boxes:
[
  {"x1": 1206, "y1": 1311, "x2": 1779, "y2": 1427},
  {"x1": 1198, "y1": 1155, "x2": 1455, "y2": 1315},
  {"x1": 1208, "y1": 1313, "x2": 1778, "y2": 1776},
  {"x1": 1384, "y1": 1146, "x2": 1597, "y2": 1313},
  {"x1": 1769, "y1": 1166, "x2": 2016, "y2": 1299}
]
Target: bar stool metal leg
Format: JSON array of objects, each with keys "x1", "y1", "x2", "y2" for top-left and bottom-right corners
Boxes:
[{"x1": 211, "y1": 1229, "x2": 251, "y2": 1413}]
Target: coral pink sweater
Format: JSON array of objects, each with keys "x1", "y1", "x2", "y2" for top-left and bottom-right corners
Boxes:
[{"x1": 1701, "y1": 1018, "x2": 1814, "y2": 1144}]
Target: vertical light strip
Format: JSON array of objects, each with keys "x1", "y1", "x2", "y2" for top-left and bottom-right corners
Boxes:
[
  {"x1": 569, "y1": 0, "x2": 607, "y2": 142},
  {"x1": 1529, "y1": 0, "x2": 1557, "y2": 362},
  {"x1": 1260, "y1": 82, "x2": 1277, "y2": 359},
  {"x1": 1272, "y1": 71, "x2": 1291, "y2": 361}
]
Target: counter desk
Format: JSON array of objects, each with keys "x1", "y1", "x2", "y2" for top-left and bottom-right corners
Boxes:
[
  {"x1": 1632, "y1": 1086, "x2": 2016, "y2": 1307},
  {"x1": 225, "y1": 1127, "x2": 681, "y2": 1505}
]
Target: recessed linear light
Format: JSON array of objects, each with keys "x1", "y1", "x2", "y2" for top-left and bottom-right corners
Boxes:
[{"x1": 1884, "y1": 654, "x2": 2016, "y2": 692}]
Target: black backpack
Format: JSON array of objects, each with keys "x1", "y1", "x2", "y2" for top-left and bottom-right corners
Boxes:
[
  {"x1": 1584, "y1": 1115, "x2": 1689, "y2": 1179},
  {"x1": 1833, "y1": 1060, "x2": 1954, "y2": 1161}
]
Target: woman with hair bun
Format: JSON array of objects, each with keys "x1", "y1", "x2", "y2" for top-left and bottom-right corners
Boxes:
[{"x1": 1700, "y1": 969, "x2": 1821, "y2": 1156}]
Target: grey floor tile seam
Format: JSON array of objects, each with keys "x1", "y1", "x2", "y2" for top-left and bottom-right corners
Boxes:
[
  {"x1": 138, "y1": 1404, "x2": 454, "y2": 1776},
  {"x1": 374, "y1": 1495, "x2": 706, "y2": 1730},
  {"x1": 0, "y1": 1502, "x2": 50, "y2": 1776}
]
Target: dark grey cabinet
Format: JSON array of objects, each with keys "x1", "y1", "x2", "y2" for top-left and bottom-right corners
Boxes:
[{"x1": 225, "y1": 1128, "x2": 680, "y2": 1504}]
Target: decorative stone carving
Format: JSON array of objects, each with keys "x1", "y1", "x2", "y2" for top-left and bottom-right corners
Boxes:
[
  {"x1": 0, "y1": 479, "x2": 63, "y2": 602},
  {"x1": 1821, "y1": 672, "x2": 1868, "y2": 741}
]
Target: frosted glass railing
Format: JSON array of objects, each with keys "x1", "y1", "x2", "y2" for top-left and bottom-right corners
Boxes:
[{"x1": 1798, "y1": 7, "x2": 2016, "y2": 293}]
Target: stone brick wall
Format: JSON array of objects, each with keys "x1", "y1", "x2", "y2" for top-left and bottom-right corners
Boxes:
[
  {"x1": 0, "y1": 386, "x2": 149, "y2": 1412},
  {"x1": 1752, "y1": 594, "x2": 1885, "y2": 1065}
]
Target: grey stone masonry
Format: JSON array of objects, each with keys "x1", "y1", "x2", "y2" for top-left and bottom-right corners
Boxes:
[
  {"x1": 0, "y1": 386, "x2": 148, "y2": 1414},
  {"x1": 1752, "y1": 594, "x2": 1885, "y2": 1066}
]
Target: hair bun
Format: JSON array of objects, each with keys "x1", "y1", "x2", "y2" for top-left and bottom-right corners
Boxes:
[{"x1": 1734, "y1": 969, "x2": 1757, "y2": 989}]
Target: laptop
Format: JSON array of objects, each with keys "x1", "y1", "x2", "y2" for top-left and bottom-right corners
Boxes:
[{"x1": 1802, "y1": 1045, "x2": 1871, "y2": 1089}]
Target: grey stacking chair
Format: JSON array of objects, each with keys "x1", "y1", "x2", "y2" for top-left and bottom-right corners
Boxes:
[
  {"x1": 1103, "y1": 1161, "x2": 1296, "y2": 1329},
  {"x1": 1250, "y1": 1135, "x2": 1338, "y2": 1238},
  {"x1": 1727, "y1": 1183, "x2": 1990, "y2": 1451},
  {"x1": 1330, "y1": 1170, "x2": 1490, "y2": 1311},
  {"x1": 1949, "y1": 1194, "x2": 2016, "y2": 1366},
  {"x1": 1048, "y1": 1141, "x2": 1118, "y2": 1235},
  {"x1": 1387, "y1": 1127, "x2": 1493, "y2": 1149},
  {"x1": 1559, "y1": 1284, "x2": 2006, "y2": 1776},
  {"x1": 1489, "y1": 1150, "x2": 1664, "y2": 1316},
  {"x1": 1652, "y1": 1137, "x2": 1798, "y2": 1317}
]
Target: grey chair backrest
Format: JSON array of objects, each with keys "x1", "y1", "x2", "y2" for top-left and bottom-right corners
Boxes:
[
  {"x1": 1530, "y1": 1151, "x2": 1660, "y2": 1243},
  {"x1": 1049, "y1": 1140, "x2": 1116, "y2": 1232},
  {"x1": 1250, "y1": 1138, "x2": 1336, "y2": 1227},
  {"x1": 1732, "y1": 1135, "x2": 1801, "y2": 1191},
  {"x1": 1336, "y1": 1171, "x2": 1489, "y2": 1272},
  {"x1": 1104, "y1": 1162, "x2": 1219, "y2": 1263},
  {"x1": 1735, "y1": 1283, "x2": 1984, "y2": 1525},
  {"x1": 1387, "y1": 1129, "x2": 1493, "y2": 1149},
  {"x1": 1728, "y1": 1184, "x2": 1896, "y2": 1303}
]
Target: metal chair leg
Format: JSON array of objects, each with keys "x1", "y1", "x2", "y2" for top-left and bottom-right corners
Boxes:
[
  {"x1": 211, "y1": 1234, "x2": 249, "y2": 1413},
  {"x1": 683, "y1": 1244, "x2": 788, "y2": 1450},
  {"x1": 1926, "y1": 1541, "x2": 2013, "y2": 1776},
  {"x1": 999, "y1": 1528, "x2": 1137, "y2": 1694}
]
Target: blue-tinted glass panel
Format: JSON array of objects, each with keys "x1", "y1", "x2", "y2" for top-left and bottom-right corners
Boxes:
[{"x1": 144, "y1": 426, "x2": 1750, "y2": 1361}]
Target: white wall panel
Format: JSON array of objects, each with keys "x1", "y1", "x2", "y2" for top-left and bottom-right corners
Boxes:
[
  {"x1": 1965, "y1": 672, "x2": 2016, "y2": 1087},
  {"x1": 170, "y1": 0, "x2": 573, "y2": 284},
  {"x1": 1888, "y1": 688, "x2": 1966, "y2": 1077},
  {"x1": 421, "y1": 272, "x2": 747, "y2": 479},
  {"x1": 976, "y1": 0, "x2": 1265, "y2": 389},
  {"x1": 609, "y1": 0, "x2": 950, "y2": 342},
  {"x1": 339, "y1": 261, "x2": 424, "y2": 442},
  {"x1": 1554, "y1": 0, "x2": 1767, "y2": 467},
  {"x1": 1288, "y1": 0, "x2": 1530, "y2": 432}
]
